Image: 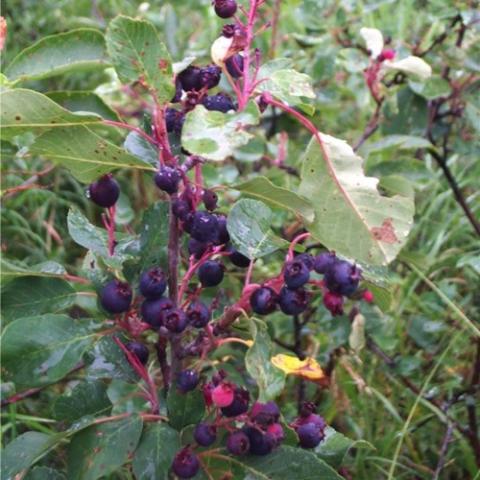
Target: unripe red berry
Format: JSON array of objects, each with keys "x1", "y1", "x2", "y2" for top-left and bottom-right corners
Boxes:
[
  {"x1": 323, "y1": 291, "x2": 344, "y2": 316},
  {"x1": 363, "y1": 290, "x2": 374, "y2": 303},
  {"x1": 211, "y1": 383, "x2": 234, "y2": 407}
]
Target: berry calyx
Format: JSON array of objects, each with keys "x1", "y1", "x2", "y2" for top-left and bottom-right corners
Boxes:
[
  {"x1": 190, "y1": 211, "x2": 219, "y2": 243},
  {"x1": 125, "y1": 341, "x2": 149, "y2": 365},
  {"x1": 141, "y1": 297, "x2": 173, "y2": 328},
  {"x1": 198, "y1": 260, "x2": 224, "y2": 287},
  {"x1": 154, "y1": 166, "x2": 181, "y2": 195},
  {"x1": 139, "y1": 266, "x2": 167, "y2": 299},
  {"x1": 202, "y1": 189, "x2": 218, "y2": 211},
  {"x1": 194, "y1": 422, "x2": 217, "y2": 447},
  {"x1": 100, "y1": 280, "x2": 132, "y2": 314},
  {"x1": 211, "y1": 383, "x2": 234, "y2": 407},
  {"x1": 177, "y1": 369, "x2": 200, "y2": 393},
  {"x1": 213, "y1": 0, "x2": 237, "y2": 18},
  {"x1": 295, "y1": 253, "x2": 315, "y2": 270},
  {"x1": 250, "y1": 287, "x2": 278, "y2": 315},
  {"x1": 284, "y1": 258, "x2": 310, "y2": 289},
  {"x1": 172, "y1": 448, "x2": 200, "y2": 479},
  {"x1": 313, "y1": 251, "x2": 336, "y2": 274},
  {"x1": 163, "y1": 307, "x2": 188, "y2": 333},
  {"x1": 324, "y1": 260, "x2": 361, "y2": 296},
  {"x1": 202, "y1": 93, "x2": 235, "y2": 113},
  {"x1": 186, "y1": 301, "x2": 211, "y2": 328},
  {"x1": 323, "y1": 291, "x2": 344, "y2": 316},
  {"x1": 226, "y1": 430, "x2": 250, "y2": 456},
  {"x1": 220, "y1": 386, "x2": 250, "y2": 417},
  {"x1": 88, "y1": 174, "x2": 120, "y2": 208}
]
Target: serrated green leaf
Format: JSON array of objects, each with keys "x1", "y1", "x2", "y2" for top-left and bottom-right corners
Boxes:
[
  {"x1": 234, "y1": 176, "x2": 314, "y2": 222},
  {"x1": 167, "y1": 387, "x2": 205, "y2": 431},
  {"x1": 299, "y1": 134, "x2": 414, "y2": 265},
  {"x1": 106, "y1": 15, "x2": 174, "y2": 103},
  {"x1": 124, "y1": 131, "x2": 159, "y2": 167},
  {"x1": 5, "y1": 29, "x2": 109, "y2": 83},
  {"x1": 181, "y1": 102, "x2": 261, "y2": 161},
  {"x1": 1, "y1": 314, "x2": 96, "y2": 389},
  {"x1": 227, "y1": 199, "x2": 289, "y2": 259},
  {"x1": 67, "y1": 415, "x2": 143, "y2": 480}
]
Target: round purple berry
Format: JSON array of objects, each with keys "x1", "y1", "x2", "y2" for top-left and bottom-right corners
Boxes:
[
  {"x1": 88, "y1": 174, "x2": 120, "y2": 208},
  {"x1": 297, "y1": 422, "x2": 324, "y2": 449},
  {"x1": 177, "y1": 369, "x2": 200, "y2": 393},
  {"x1": 141, "y1": 297, "x2": 173, "y2": 328},
  {"x1": 139, "y1": 266, "x2": 167, "y2": 299},
  {"x1": 194, "y1": 422, "x2": 217, "y2": 447},
  {"x1": 313, "y1": 251, "x2": 336, "y2": 274},
  {"x1": 295, "y1": 253, "x2": 315, "y2": 270},
  {"x1": 227, "y1": 430, "x2": 250, "y2": 456},
  {"x1": 202, "y1": 93, "x2": 235, "y2": 113},
  {"x1": 100, "y1": 280, "x2": 132, "y2": 314},
  {"x1": 188, "y1": 238, "x2": 209, "y2": 259},
  {"x1": 278, "y1": 287, "x2": 310, "y2": 315},
  {"x1": 250, "y1": 401, "x2": 280, "y2": 426},
  {"x1": 221, "y1": 387, "x2": 250, "y2": 417},
  {"x1": 199, "y1": 65, "x2": 222, "y2": 89},
  {"x1": 163, "y1": 307, "x2": 188, "y2": 333},
  {"x1": 190, "y1": 211, "x2": 219, "y2": 243},
  {"x1": 186, "y1": 301, "x2": 211, "y2": 328},
  {"x1": 243, "y1": 426, "x2": 275, "y2": 455},
  {"x1": 154, "y1": 166, "x2": 181, "y2": 195},
  {"x1": 172, "y1": 448, "x2": 200, "y2": 478},
  {"x1": 250, "y1": 287, "x2": 278, "y2": 315},
  {"x1": 284, "y1": 259, "x2": 310, "y2": 289},
  {"x1": 165, "y1": 108, "x2": 185, "y2": 135},
  {"x1": 125, "y1": 341, "x2": 149, "y2": 365},
  {"x1": 178, "y1": 65, "x2": 203, "y2": 91},
  {"x1": 172, "y1": 198, "x2": 192, "y2": 221},
  {"x1": 198, "y1": 260, "x2": 224, "y2": 287},
  {"x1": 214, "y1": 0, "x2": 237, "y2": 18},
  {"x1": 214, "y1": 214, "x2": 230, "y2": 245},
  {"x1": 324, "y1": 260, "x2": 361, "y2": 296},
  {"x1": 225, "y1": 54, "x2": 244, "y2": 78},
  {"x1": 202, "y1": 189, "x2": 218, "y2": 211}
]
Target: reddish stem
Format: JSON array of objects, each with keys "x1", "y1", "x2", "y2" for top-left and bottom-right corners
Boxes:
[
  {"x1": 286, "y1": 232, "x2": 310, "y2": 262},
  {"x1": 103, "y1": 120, "x2": 158, "y2": 146},
  {"x1": 101, "y1": 205, "x2": 117, "y2": 256}
]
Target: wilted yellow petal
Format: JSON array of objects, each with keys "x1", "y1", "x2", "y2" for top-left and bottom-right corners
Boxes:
[{"x1": 271, "y1": 354, "x2": 326, "y2": 383}]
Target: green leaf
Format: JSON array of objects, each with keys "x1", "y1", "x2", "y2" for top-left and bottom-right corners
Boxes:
[
  {"x1": 0, "y1": 89, "x2": 101, "y2": 141},
  {"x1": 107, "y1": 380, "x2": 148, "y2": 414},
  {"x1": 52, "y1": 381, "x2": 112, "y2": 422},
  {"x1": 31, "y1": 125, "x2": 154, "y2": 183},
  {"x1": 298, "y1": 134, "x2": 414, "y2": 265},
  {"x1": 5, "y1": 29, "x2": 109, "y2": 83},
  {"x1": 181, "y1": 102, "x2": 261, "y2": 161},
  {"x1": 1, "y1": 432, "x2": 62, "y2": 480},
  {"x1": 408, "y1": 76, "x2": 451, "y2": 100},
  {"x1": 227, "y1": 199, "x2": 289, "y2": 259},
  {"x1": 315, "y1": 427, "x2": 374, "y2": 468},
  {"x1": 1, "y1": 276, "x2": 76, "y2": 323},
  {"x1": 167, "y1": 387, "x2": 205, "y2": 431},
  {"x1": 363, "y1": 135, "x2": 432, "y2": 156},
  {"x1": 234, "y1": 176, "x2": 314, "y2": 222},
  {"x1": 25, "y1": 467, "x2": 66, "y2": 480},
  {"x1": 67, "y1": 415, "x2": 143, "y2": 480},
  {"x1": 139, "y1": 201, "x2": 170, "y2": 271},
  {"x1": 124, "y1": 131, "x2": 158, "y2": 167},
  {"x1": 106, "y1": 15, "x2": 174, "y2": 103},
  {"x1": 1, "y1": 314, "x2": 96, "y2": 389},
  {"x1": 246, "y1": 320, "x2": 285, "y2": 401},
  {"x1": 1, "y1": 259, "x2": 66, "y2": 284},
  {"x1": 132, "y1": 423, "x2": 181, "y2": 480}
]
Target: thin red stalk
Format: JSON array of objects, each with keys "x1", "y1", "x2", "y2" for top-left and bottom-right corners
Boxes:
[
  {"x1": 101, "y1": 206, "x2": 117, "y2": 256},
  {"x1": 243, "y1": 259, "x2": 255, "y2": 290},
  {"x1": 153, "y1": 101, "x2": 174, "y2": 165},
  {"x1": 286, "y1": 232, "x2": 310, "y2": 262},
  {"x1": 103, "y1": 120, "x2": 157, "y2": 146}
]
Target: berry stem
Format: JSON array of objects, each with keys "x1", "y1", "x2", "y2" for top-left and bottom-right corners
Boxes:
[
  {"x1": 101, "y1": 205, "x2": 117, "y2": 256},
  {"x1": 152, "y1": 101, "x2": 175, "y2": 165},
  {"x1": 286, "y1": 232, "x2": 310, "y2": 262}
]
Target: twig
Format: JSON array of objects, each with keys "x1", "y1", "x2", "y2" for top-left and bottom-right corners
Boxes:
[{"x1": 432, "y1": 423, "x2": 453, "y2": 480}]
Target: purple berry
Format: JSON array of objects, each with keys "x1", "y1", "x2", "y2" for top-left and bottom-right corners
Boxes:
[
  {"x1": 100, "y1": 280, "x2": 132, "y2": 314},
  {"x1": 284, "y1": 259, "x2": 310, "y2": 289},
  {"x1": 202, "y1": 189, "x2": 218, "y2": 211},
  {"x1": 313, "y1": 251, "x2": 336, "y2": 274},
  {"x1": 172, "y1": 448, "x2": 200, "y2": 478},
  {"x1": 171, "y1": 78, "x2": 182, "y2": 102},
  {"x1": 226, "y1": 54, "x2": 244, "y2": 78},
  {"x1": 324, "y1": 260, "x2": 361, "y2": 296},
  {"x1": 154, "y1": 166, "x2": 181, "y2": 195},
  {"x1": 243, "y1": 426, "x2": 275, "y2": 455},
  {"x1": 190, "y1": 211, "x2": 219, "y2": 243},
  {"x1": 198, "y1": 260, "x2": 224, "y2": 287},
  {"x1": 194, "y1": 422, "x2": 217, "y2": 446},
  {"x1": 298, "y1": 413, "x2": 327, "y2": 432},
  {"x1": 214, "y1": 0, "x2": 237, "y2": 18},
  {"x1": 221, "y1": 387, "x2": 249, "y2": 417},
  {"x1": 165, "y1": 108, "x2": 185, "y2": 135},
  {"x1": 178, "y1": 65, "x2": 203, "y2": 91},
  {"x1": 88, "y1": 174, "x2": 120, "y2": 208},
  {"x1": 226, "y1": 430, "x2": 250, "y2": 455},
  {"x1": 267, "y1": 423, "x2": 285, "y2": 445},
  {"x1": 202, "y1": 93, "x2": 235, "y2": 113},
  {"x1": 214, "y1": 214, "x2": 230, "y2": 245},
  {"x1": 177, "y1": 369, "x2": 200, "y2": 393},
  {"x1": 141, "y1": 297, "x2": 173, "y2": 328},
  {"x1": 139, "y1": 266, "x2": 167, "y2": 299},
  {"x1": 228, "y1": 248, "x2": 250, "y2": 268},
  {"x1": 278, "y1": 287, "x2": 310, "y2": 315},
  {"x1": 250, "y1": 287, "x2": 278, "y2": 315},
  {"x1": 250, "y1": 401, "x2": 280, "y2": 426},
  {"x1": 188, "y1": 238, "x2": 209, "y2": 259},
  {"x1": 186, "y1": 301, "x2": 211, "y2": 328},
  {"x1": 163, "y1": 307, "x2": 188, "y2": 333},
  {"x1": 295, "y1": 253, "x2": 315, "y2": 270},
  {"x1": 296, "y1": 422, "x2": 324, "y2": 449},
  {"x1": 172, "y1": 199, "x2": 192, "y2": 221},
  {"x1": 323, "y1": 291, "x2": 344, "y2": 316},
  {"x1": 125, "y1": 341, "x2": 149, "y2": 365},
  {"x1": 199, "y1": 65, "x2": 222, "y2": 89}
]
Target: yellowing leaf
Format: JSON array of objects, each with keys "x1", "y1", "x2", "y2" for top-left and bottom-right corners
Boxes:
[{"x1": 271, "y1": 354, "x2": 327, "y2": 384}]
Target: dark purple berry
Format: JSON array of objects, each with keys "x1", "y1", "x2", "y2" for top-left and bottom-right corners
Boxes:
[
  {"x1": 139, "y1": 266, "x2": 167, "y2": 299},
  {"x1": 214, "y1": 0, "x2": 237, "y2": 18},
  {"x1": 221, "y1": 387, "x2": 250, "y2": 417},
  {"x1": 225, "y1": 54, "x2": 244, "y2": 78},
  {"x1": 243, "y1": 426, "x2": 275, "y2": 455},
  {"x1": 194, "y1": 422, "x2": 217, "y2": 446},
  {"x1": 141, "y1": 297, "x2": 173, "y2": 328},
  {"x1": 88, "y1": 174, "x2": 120, "y2": 208},
  {"x1": 202, "y1": 189, "x2": 218, "y2": 211},
  {"x1": 165, "y1": 108, "x2": 184, "y2": 135},
  {"x1": 250, "y1": 401, "x2": 280, "y2": 426},
  {"x1": 198, "y1": 260, "x2": 224, "y2": 287},
  {"x1": 188, "y1": 238, "x2": 209, "y2": 259},
  {"x1": 172, "y1": 448, "x2": 200, "y2": 479},
  {"x1": 202, "y1": 93, "x2": 235, "y2": 113},
  {"x1": 177, "y1": 369, "x2": 200, "y2": 393},
  {"x1": 100, "y1": 280, "x2": 132, "y2": 314},
  {"x1": 284, "y1": 259, "x2": 310, "y2": 289},
  {"x1": 278, "y1": 287, "x2": 310, "y2": 315},
  {"x1": 297, "y1": 422, "x2": 324, "y2": 449},
  {"x1": 313, "y1": 251, "x2": 336, "y2": 274},
  {"x1": 250, "y1": 287, "x2": 278, "y2": 315},
  {"x1": 178, "y1": 65, "x2": 203, "y2": 91},
  {"x1": 295, "y1": 253, "x2": 315, "y2": 270},
  {"x1": 172, "y1": 199, "x2": 192, "y2": 221},
  {"x1": 324, "y1": 260, "x2": 361, "y2": 296},
  {"x1": 171, "y1": 78, "x2": 182, "y2": 102},
  {"x1": 125, "y1": 341, "x2": 149, "y2": 365},
  {"x1": 186, "y1": 301, "x2": 211, "y2": 328},
  {"x1": 227, "y1": 430, "x2": 250, "y2": 455},
  {"x1": 229, "y1": 248, "x2": 250, "y2": 268},
  {"x1": 200, "y1": 65, "x2": 222, "y2": 89},
  {"x1": 298, "y1": 413, "x2": 327, "y2": 432},
  {"x1": 154, "y1": 166, "x2": 181, "y2": 195},
  {"x1": 163, "y1": 307, "x2": 188, "y2": 333},
  {"x1": 190, "y1": 211, "x2": 219, "y2": 243},
  {"x1": 214, "y1": 214, "x2": 230, "y2": 245}
]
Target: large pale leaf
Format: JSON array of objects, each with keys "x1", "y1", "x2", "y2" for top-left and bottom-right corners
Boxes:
[
  {"x1": 181, "y1": 102, "x2": 260, "y2": 161},
  {"x1": 384, "y1": 56, "x2": 432, "y2": 81},
  {"x1": 234, "y1": 176, "x2": 314, "y2": 222},
  {"x1": 106, "y1": 15, "x2": 174, "y2": 103},
  {"x1": 5, "y1": 29, "x2": 109, "y2": 83},
  {"x1": 31, "y1": 125, "x2": 154, "y2": 183},
  {"x1": 298, "y1": 134, "x2": 414, "y2": 265},
  {"x1": 0, "y1": 89, "x2": 101, "y2": 141},
  {"x1": 226, "y1": 199, "x2": 289, "y2": 259},
  {"x1": 67, "y1": 415, "x2": 143, "y2": 480},
  {"x1": 359, "y1": 27, "x2": 384, "y2": 58},
  {"x1": 245, "y1": 320, "x2": 285, "y2": 401},
  {"x1": 132, "y1": 424, "x2": 181, "y2": 480},
  {"x1": 1, "y1": 314, "x2": 96, "y2": 389}
]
